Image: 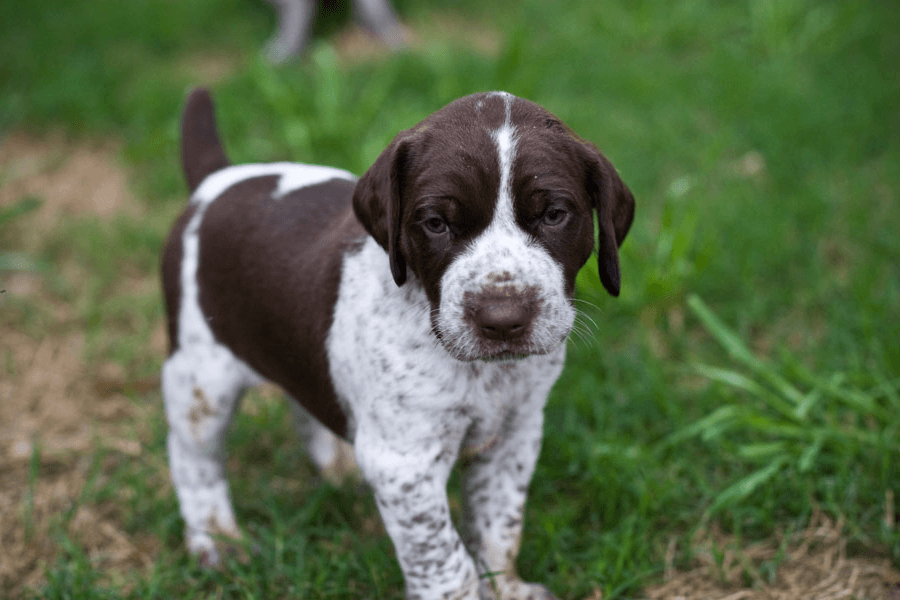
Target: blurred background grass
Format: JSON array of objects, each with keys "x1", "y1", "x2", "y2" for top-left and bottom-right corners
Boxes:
[{"x1": 1, "y1": 0, "x2": 898, "y2": 598}]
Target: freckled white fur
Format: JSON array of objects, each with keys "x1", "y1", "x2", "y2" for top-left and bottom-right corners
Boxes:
[
  {"x1": 327, "y1": 237, "x2": 564, "y2": 598},
  {"x1": 323, "y1": 93, "x2": 568, "y2": 599}
]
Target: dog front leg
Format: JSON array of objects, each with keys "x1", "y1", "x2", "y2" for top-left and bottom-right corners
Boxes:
[
  {"x1": 461, "y1": 408, "x2": 558, "y2": 600},
  {"x1": 355, "y1": 425, "x2": 479, "y2": 600}
]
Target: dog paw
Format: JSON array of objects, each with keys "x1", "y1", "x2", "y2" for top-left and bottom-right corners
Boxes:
[
  {"x1": 189, "y1": 528, "x2": 253, "y2": 569},
  {"x1": 480, "y1": 577, "x2": 558, "y2": 600},
  {"x1": 507, "y1": 583, "x2": 558, "y2": 600}
]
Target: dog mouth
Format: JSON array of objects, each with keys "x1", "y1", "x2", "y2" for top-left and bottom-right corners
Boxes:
[
  {"x1": 433, "y1": 330, "x2": 537, "y2": 362},
  {"x1": 478, "y1": 350, "x2": 532, "y2": 362},
  {"x1": 441, "y1": 337, "x2": 559, "y2": 363}
]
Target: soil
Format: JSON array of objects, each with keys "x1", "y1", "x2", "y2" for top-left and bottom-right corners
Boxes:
[{"x1": 0, "y1": 133, "x2": 163, "y2": 596}]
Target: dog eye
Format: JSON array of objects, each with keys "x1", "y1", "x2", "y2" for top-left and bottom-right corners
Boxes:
[
  {"x1": 423, "y1": 217, "x2": 449, "y2": 235},
  {"x1": 541, "y1": 207, "x2": 569, "y2": 227}
]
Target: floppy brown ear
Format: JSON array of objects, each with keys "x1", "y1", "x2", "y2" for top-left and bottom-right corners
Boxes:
[
  {"x1": 352, "y1": 134, "x2": 414, "y2": 286},
  {"x1": 583, "y1": 144, "x2": 635, "y2": 297}
]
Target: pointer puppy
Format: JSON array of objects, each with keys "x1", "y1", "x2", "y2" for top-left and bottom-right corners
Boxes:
[{"x1": 161, "y1": 89, "x2": 634, "y2": 600}]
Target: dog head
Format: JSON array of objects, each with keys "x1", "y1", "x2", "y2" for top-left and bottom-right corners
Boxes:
[{"x1": 353, "y1": 92, "x2": 635, "y2": 361}]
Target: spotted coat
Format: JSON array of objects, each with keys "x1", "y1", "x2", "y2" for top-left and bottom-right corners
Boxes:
[{"x1": 160, "y1": 89, "x2": 635, "y2": 599}]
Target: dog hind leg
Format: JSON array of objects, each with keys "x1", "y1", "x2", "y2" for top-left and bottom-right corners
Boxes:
[
  {"x1": 162, "y1": 344, "x2": 254, "y2": 566},
  {"x1": 289, "y1": 401, "x2": 359, "y2": 483}
]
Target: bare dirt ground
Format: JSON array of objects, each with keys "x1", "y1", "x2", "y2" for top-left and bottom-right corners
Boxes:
[
  {"x1": 0, "y1": 132, "x2": 165, "y2": 595},
  {"x1": 1, "y1": 45, "x2": 898, "y2": 597}
]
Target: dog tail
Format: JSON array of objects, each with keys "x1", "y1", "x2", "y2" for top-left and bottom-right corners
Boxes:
[{"x1": 181, "y1": 88, "x2": 230, "y2": 193}]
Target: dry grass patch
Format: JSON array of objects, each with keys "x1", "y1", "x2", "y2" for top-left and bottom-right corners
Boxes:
[
  {"x1": 644, "y1": 512, "x2": 900, "y2": 600},
  {"x1": 0, "y1": 324, "x2": 164, "y2": 597},
  {"x1": 0, "y1": 133, "x2": 139, "y2": 236}
]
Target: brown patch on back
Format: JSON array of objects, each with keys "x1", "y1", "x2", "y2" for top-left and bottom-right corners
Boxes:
[{"x1": 193, "y1": 176, "x2": 362, "y2": 438}]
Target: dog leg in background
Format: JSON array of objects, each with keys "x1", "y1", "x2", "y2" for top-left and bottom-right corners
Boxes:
[
  {"x1": 162, "y1": 346, "x2": 252, "y2": 565},
  {"x1": 353, "y1": 0, "x2": 408, "y2": 48},
  {"x1": 265, "y1": 0, "x2": 407, "y2": 62},
  {"x1": 264, "y1": 0, "x2": 318, "y2": 63},
  {"x1": 289, "y1": 401, "x2": 359, "y2": 483}
]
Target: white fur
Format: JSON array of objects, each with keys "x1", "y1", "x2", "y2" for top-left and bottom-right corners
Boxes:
[
  {"x1": 322, "y1": 93, "x2": 567, "y2": 599},
  {"x1": 327, "y1": 237, "x2": 564, "y2": 599},
  {"x1": 192, "y1": 162, "x2": 355, "y2": 206}
]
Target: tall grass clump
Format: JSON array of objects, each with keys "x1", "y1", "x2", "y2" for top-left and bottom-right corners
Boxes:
[{"x1": 673, "y1": 295, "x2": 899, "y2": 530}]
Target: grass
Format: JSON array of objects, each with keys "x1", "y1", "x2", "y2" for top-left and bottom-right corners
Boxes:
[{"x1": 1, "y1": 0, "x2": 898, "y2": 598}]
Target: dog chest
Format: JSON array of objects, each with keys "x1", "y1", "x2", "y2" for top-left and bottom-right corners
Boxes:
[{"x1": 326, "y1": 236, "x2": 567, "y2": 450}]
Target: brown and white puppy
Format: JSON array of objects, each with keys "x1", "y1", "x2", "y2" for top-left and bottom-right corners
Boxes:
[{"x1": 161, "y1": 88, "x2": 634, "y2": 600}]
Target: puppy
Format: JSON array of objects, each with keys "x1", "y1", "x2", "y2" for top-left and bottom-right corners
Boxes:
[{"x1": 161, "y1": 88, "x2": 634, "y2": 599}]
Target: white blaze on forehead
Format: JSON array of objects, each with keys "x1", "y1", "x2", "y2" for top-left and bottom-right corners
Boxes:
[{"x1": 488, "y1": 92, "x2": 517, "y2": 233}]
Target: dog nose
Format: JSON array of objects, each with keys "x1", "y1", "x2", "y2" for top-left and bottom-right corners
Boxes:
[{"x1": 472, "y1": 296, "x2": 533, "y2": 341}]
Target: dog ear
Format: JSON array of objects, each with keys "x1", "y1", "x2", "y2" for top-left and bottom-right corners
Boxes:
[
  {"x1": 353, "y1": 133, "x2": 414, "y2": 286},
  {"x1": 582, "y1": 144, "x2": 635, "y2": 297}
]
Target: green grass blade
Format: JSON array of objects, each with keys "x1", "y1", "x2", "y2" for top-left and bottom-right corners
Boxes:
[
  {"x1": 798, "y1": 434, "x2": 824, "y2": 473},
  {"x1": 0, "y1": 194, "x2": 42, "y2": 225},
  {"x1": 690, "y1": 363, "x2": 768, "y2": 397},
  {"x1": 737, "y1": 441, "x2": 788, "y2": 461},
  {"x1": 705, "y1": 455, "x2": 789, "y2": 518},
  {"x1": 792, "y1": 388, "x2": 822, "y2": 420},
  {"x1": 690, "y1": 362, "x2": 799, "y2": 422},
  {"x1": 688, "y1": 295, "x2": 807, "y2": 406},
  {"x1": 663, "y1": 405, "x2": 742, "y2": 446}
]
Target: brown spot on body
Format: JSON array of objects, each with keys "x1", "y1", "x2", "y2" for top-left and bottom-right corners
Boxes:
[{"x1": 188, "y1": 387, "x2": 218, "y2": 441}]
